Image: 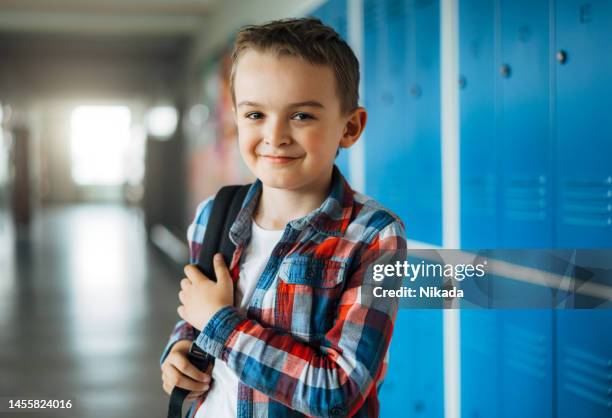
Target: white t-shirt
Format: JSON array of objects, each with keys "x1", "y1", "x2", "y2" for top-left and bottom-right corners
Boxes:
[{"x1": 196, "y1": 219, "x2": 284, "y2": 418}]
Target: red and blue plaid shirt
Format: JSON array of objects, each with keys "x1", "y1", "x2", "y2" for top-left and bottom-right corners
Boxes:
[{"x1": 161, "y1": 166, "x2": 407, "y2": 417}]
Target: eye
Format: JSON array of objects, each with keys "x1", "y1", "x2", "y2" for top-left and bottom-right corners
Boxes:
[
  {"x1": 245, "y1": 112, "x2": 263, "y2": 120},
  {"x1": 291, "y1": 112, "x2": 314, "y2": 121}
]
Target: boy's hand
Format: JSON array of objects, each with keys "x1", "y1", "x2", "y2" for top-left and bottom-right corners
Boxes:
[
  {"x1": 161, "y1": 340, "x2": 212, "y2": 400},
  {"x1": 177, "y1": 253, "x2": 234, "y2": 331}
]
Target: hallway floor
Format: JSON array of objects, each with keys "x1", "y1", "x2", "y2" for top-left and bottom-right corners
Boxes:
[{"x1": 0, "y1": 204, "x2": 186, "y2": 417}]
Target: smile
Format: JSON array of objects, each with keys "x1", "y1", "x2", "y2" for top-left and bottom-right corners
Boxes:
[{"x1": 260, "y1": 155, "x2": 300, "y2": 164}]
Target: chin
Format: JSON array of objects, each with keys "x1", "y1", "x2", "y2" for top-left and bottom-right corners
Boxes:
[{"x1": 260, "y1": 174, "x2": 301, "y2": 190}]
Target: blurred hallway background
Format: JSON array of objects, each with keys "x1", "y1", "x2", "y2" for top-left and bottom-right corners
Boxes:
[
  {"x1": 1, "y1": 1, "x2": 610, "y2": 418},
  {"x1": 0, "y1": 204, "x2": 181, "y2": 417},
  {"x1": 0, "y1": 1, "x2": 331, "y2": 417}
]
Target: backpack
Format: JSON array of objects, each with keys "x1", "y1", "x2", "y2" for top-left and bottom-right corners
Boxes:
[{"x1": 167, "y1": 184, "x2": 251, "y2": 418}]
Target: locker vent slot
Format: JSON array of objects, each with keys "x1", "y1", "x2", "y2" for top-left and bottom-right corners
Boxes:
[
  {"x1": 503, "y1": 324, "x2": 547, "y2": 379},
  {"x1": 562, "y1": 177, "x2": 612, "y2": 228},
  {"x1": 504, "y1": 175, "x2": 547, "y2": 221},
  {"x1": 562, "y1": 346, "x2": 612, "y2": 408}
]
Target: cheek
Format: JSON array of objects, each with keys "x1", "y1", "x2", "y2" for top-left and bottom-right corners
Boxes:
[
  {"x1": 237, "y1": 128, "x2": 258, "y2": 155},
  {"x1": 303, "y1": 127, "x2": 340, "y2": 157},
  {"x1": 238, "y1": 141, "x2": 255, "y2": 166}
]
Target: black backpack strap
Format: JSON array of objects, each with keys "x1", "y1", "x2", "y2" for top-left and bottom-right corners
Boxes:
[
  {"x1": 197, "y1": 184, "x2": 251, "y2": 281},
  {"x1": 168, "y1": 184, "x2": 251, "y2": 418}
]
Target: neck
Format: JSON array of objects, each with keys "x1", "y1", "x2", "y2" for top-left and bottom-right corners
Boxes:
[{"x1": 253, "y1": 170, "x2": 333, "y2": 230}]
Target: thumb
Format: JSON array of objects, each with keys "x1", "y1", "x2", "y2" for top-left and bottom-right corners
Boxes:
[{"x1": 213, "y1": 253, "x2": 232, "y2": 288}]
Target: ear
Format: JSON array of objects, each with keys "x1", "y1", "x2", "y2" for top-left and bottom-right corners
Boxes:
[{"x1": 339, "y1": 107, "x2": 367, "y2": 149}]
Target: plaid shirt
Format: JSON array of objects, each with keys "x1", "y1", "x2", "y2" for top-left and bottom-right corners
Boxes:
[{"x1": 160, "y1": 166, "x2": 407, "y2": 418}]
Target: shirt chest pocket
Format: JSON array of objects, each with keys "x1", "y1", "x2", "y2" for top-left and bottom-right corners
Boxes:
[{"x1": 274, "y1": 255, "x2": 349, "y2": 342}]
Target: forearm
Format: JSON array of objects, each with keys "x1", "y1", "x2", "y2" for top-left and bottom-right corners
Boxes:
[{"x1": 195, "y1": 305, "x2": 393, "y2": 418}]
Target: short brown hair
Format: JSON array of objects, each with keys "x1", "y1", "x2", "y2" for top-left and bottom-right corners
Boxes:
[{"x1": 230, "y1": 17, "x2": 360, "y2": 115}]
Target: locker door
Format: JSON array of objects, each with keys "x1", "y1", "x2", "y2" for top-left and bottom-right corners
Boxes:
[
  {"x1": 555, "y1": 3, "x2": 612, "y2": 417},
  {"x1": 400, "y1": 2, "x2": 445, "y2": 415},
  {"x1": 496, "y1": 2, "x2": 555, "y2": 418},
  {"x1": 365, "y1": 0, "x2": 441, "y2": 246},
  {"x1": 498, "y1": 0, "x2": 553, "y2": 248},
  {"x1": 459, "y1": 1, "x2": 500, "y2": 417},
  {"x1": 555, "y1": 0, "x2": 612, "y2": 247},
  {"x1": 364, "y1": 1, "x2": 444, "y2": 417},
  {"x1": 402, "y1": 0, "x2": 442, "y2": 245},
  {"x1": 310, "y1": 0, "x2": 352, "y2": 179},
  {"x1": 364, "y1": 0, "x2": 412, "y2": 416},
  {"x1": 363, "y1": 0, "x2": 390, "y2": 181},
  {"x1": 363, "y1": 0, "x2": 410, "y2": 228},
  {"x1": 459, "y1": 0, "x2": 498, "y2": 249}
]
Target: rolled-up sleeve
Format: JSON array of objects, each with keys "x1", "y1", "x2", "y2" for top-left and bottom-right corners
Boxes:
[
  {"x1": 193, "y1": 219, "x2": 407, "y2": 417},
  {"x1": 159, "y1": 196, "x2": 214, "y2": 366}
]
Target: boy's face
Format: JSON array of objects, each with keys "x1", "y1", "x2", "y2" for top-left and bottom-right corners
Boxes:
[{"x1": 233, "y1": 49, "x2": 361, "y2": 193}]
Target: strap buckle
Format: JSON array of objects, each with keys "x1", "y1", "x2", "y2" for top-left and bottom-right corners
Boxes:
[{"x1": 187, "y1": 342, "x2": 213, "y2": 371}]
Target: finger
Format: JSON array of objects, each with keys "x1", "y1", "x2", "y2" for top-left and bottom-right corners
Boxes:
[
  {"x1": 178, "y1": 290, "x2": 185, "y2": 305},
  {"x1": 213, "y1": 253, "x2": 232, "y2": 290},
  {"x1": 184, "y1": 264, "x2": 206, "y2": 282},
  {"x1": 177, "y1": 305, "x2": 185, "y2": 320},
  {"x1": 186, "y1": 389, "x2": 208, "y2": 401},
  {"x1": 180, "y1": 278, "x2": 191, "y2": 290},
  {"x1": 162, "y1": 372, "x2": 201, "y2": 395},
  {"x1": 165, "y1": 363, "x2": 210, "y2": 391},
  {"x1": 169, "y1": 352, "x2": 211, "y2": 384}
]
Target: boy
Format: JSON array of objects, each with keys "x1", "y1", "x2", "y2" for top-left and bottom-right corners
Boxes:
[{"x1": 160, "y1": 17, "x2": 407, "y2": 418}]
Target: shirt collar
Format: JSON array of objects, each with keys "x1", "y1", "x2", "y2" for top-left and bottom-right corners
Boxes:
[{"x1": 229, "y1": 165, "x2": 354, "y2": 246}]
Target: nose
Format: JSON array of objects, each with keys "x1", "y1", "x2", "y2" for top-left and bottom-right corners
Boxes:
[{"x1": 263, "y1": 116, "x2": 291, "y2": 147}]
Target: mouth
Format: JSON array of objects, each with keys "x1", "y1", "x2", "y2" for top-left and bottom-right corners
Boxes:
[{"x1": 260, "y1": 155, "x2": 301, "y2": 164}]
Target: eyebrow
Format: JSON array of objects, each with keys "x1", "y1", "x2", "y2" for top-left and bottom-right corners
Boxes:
[{"x1": 237, "y1": 100, "x2": 325, "y2": 109}]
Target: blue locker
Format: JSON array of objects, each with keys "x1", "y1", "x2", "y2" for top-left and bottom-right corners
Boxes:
[
  {"x1": 498, "y1": 0, "x2": 553, "y2": 248},
  {"x1": 460, "y1": 1, "x2": 555, "y2": 417},
  {"x1": 310, "y1": 0, "x2": 352, "y2": 180},
  {"x1": 364, "y1": 0, "x2": 442, "y2": 246},
  {"x1": 555, "y1": 2, "x2": 612, "y2": 418},
  {"x1": 554, "y1": 0, "x2": 612, "y2": 248},
  {"x1": 458, "y1": 2, "x2": 500, "y2": 415},
  {"x1": 364, "y1": 0, "x2": 408, "y2": 414},
  {"x1": 496, "y1": 1, "x2": 555, "y2": 415},
  {"x1": 459, "y1": 0, "x2": 498, "y2": 249},
  {"x1": 460, "y1": 1, "x2": 612, "y2": 418},
  {"x1": 403, "y1": 0, "x2": 442, "y2": 246},
  {"x1": 364, "y1": 0, "x2": 409, "y2": 229},
  {"x1": 363, "y1": 1, "x2": 444, "y2": 417}
]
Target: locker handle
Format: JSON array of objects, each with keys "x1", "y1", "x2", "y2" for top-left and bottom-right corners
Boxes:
[
  {"x1": 500, "y1": 64, "x2": 511, "y2": 78},
  {"x1": 556, "y1": 50, "x2": 568, "y2": 64},
  {"x1": 414, "y1": 400, "x2": 425, "y2": 412},
  {"x1": 458, "y1": 75, "x2": 467, "y2": 89}
]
